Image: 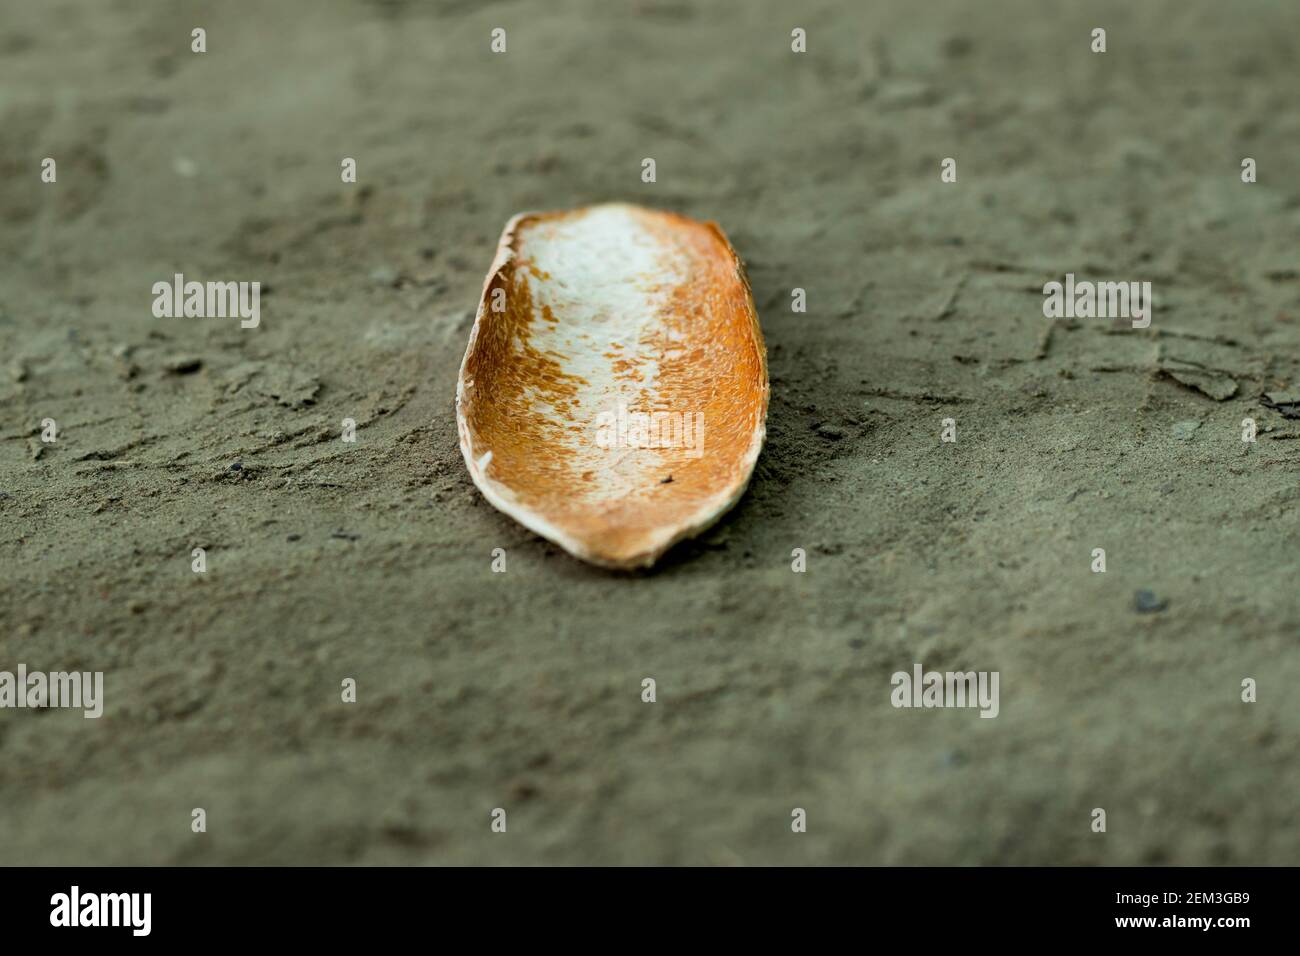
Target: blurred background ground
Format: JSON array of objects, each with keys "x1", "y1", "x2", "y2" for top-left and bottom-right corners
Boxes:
[{"x1": 0, "y1": 0, "x2": 1297, "y2": 864}]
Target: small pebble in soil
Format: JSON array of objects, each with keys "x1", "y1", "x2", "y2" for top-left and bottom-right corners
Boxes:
[
  {"x1": 1134, "y1": 589, "x2": 1170, "y2": 613},
  {"x1": 163, "y1": 355, "x2": 203, "y2": 374}
]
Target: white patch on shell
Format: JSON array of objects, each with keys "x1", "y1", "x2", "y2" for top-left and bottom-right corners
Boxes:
[{"x1": 515, "y1": 205, "x2": 688, "y2": 500}]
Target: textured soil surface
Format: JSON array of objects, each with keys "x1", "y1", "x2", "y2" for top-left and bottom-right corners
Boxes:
[{"x1": 1, "y1": 0, "x2": 1297, "y2": 865}]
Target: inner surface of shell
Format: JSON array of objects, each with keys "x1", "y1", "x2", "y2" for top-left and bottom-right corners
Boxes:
[{"x1": 456, "y1": 203, "x2": 768, "y2": 568}]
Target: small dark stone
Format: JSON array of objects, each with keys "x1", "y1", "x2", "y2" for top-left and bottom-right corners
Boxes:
[
  {"x1": 229, "y1": 461, "x2": 242, "y2": 471},
  {"x1": 1134, "y1": 589, "x2": 1169, "y2": 613},
  {"x1": 660, "y1": 474, "x2": 673, "y2": 484},
  {"x1": 163, "y1": 355, "x2": 203, "y2": 374},
  {"x1": 817, "y1": 424, "x2": 845, "y2": 440},
  {"x1": 287, "y1": 533, "x2": 301, "y2": 542}
]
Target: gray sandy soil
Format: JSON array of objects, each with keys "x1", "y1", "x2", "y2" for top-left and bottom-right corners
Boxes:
[{"x1": 1, "y1": 0, "x2": 1297, "y2": 865}]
